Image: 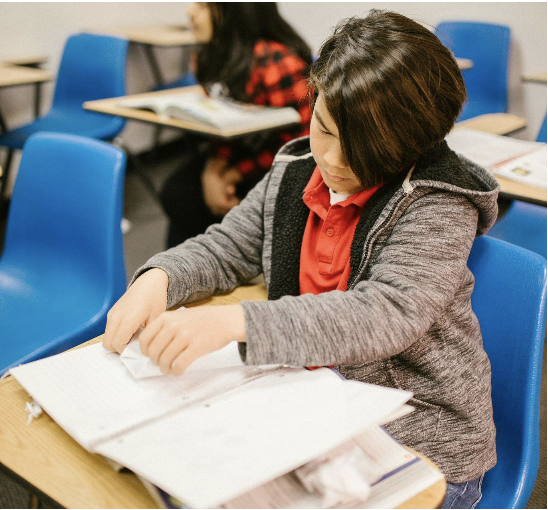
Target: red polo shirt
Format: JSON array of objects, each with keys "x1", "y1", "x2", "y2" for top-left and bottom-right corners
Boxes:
[{"x1": 300, "y1": 167, "x2": 380, "y2": 295}]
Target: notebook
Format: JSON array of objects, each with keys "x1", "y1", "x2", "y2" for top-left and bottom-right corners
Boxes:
[{"x1": 10, "y1": 341, "x2": 413, "y2": 508}]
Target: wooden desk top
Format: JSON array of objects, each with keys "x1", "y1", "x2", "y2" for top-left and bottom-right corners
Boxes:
[
  {"x1": 455, "y1": 112, "x2": 527, "y2": 136},
  {"x1": 0, "y1": 56, "x2": 48, "y2": 67},
  {"x1": 0, "y1": 65, "x2": 53, "y2": 88},
  {"x1": 456, "y1": 58, "x2": 473, "y2": 70},
  {"x1": 0, "y1": 283, "x2": 445, "y2": 509},
  {"x1": 522, "y1": 71, "x2": 547, "y2": 83},
  {"x1": 89, "y1": 24, "x2": 197, "y2": 47},
  {"x1": 84, "y1": 85, "x2": 300, "y2": 138}
]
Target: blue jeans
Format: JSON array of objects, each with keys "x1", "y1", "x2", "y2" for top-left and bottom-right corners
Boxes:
[{"x1": 441, "y1": 475, "x2": 484, "y2": 509}]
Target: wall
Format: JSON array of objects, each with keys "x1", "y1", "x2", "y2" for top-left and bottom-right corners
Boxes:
[{"x1": 0, "y1": 2, "x2": 546, "y2": 190}]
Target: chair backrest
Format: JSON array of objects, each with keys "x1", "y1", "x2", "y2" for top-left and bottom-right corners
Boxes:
[
  {"x1": 468, "y1": 236, "x2": 547, "y2": 508},
  {"x1": 436, "y1": 21, "x2": 510, "y2": 120},
  {"x1": 51, "y1": 33, "x2": 128, "y2": 134},
  {"x1": 1, "y1": 132, "x2": 127, "y2": 304}
]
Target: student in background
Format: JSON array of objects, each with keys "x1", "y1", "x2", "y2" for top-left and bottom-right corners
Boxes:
[
  {"x1": 106, "y1": 10, "x2": 498, "y2": 509},
  {"x1": 161, "y1": 2, "x2": 312, "y2": 247}
]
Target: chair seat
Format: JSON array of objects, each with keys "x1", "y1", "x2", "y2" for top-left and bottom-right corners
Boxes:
[
  {"x1": 0, "y1": 263, "x2": 110, "y2": 374},
  {"x1": 0, "y1": 108, "x2": 125, "y2": 150}
]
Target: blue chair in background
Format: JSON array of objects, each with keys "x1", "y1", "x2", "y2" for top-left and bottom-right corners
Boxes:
[
  {"x1": 468, "y1": 235, "x2": 547, "y2": 508},
  {"x1": 488, "y1": 201, "x2": 547, "y2": 259},
  {"x1": 536, "y1": 114, "x2": 547, "y2": 143},
  {"x1": 0, "y1": 33, "x2": 128, "y2": 201},
  {"x1": 0, "y1": 132, "x2": 127, "y2": 376},
  {"x1": 487, "y1": 117, "x2": 547, "y2": 258},
  {"x1": 436, "y1": 21, "x2": 511, "y2": 121}
]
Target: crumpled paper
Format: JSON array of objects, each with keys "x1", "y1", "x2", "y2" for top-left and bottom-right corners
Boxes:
[
  {"x1": 294, "y1": 445, "x2": 377, "y2": 508},
  {"x1": 119, "y1": 331, "x2": 165, "y2": 379}
]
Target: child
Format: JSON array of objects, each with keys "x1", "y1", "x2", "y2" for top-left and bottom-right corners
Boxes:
[
  {"x1": 105, "y1": 10, "x2": 498, "y2": 509},
  {"x1": 160, "y1": 2, "x2": 312, "y2": 247}
]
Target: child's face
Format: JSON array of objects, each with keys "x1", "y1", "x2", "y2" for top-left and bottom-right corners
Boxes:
[
  {"x1": 187, "y1": 2, "x2": 214, "y2": 43},
  {"x1": 310, "y1": 93, "x2": 364, "y2": 194}
]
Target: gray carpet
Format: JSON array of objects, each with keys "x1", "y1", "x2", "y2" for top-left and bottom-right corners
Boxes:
[{"x1": 0, "y1": 152, "x2": 545, "y2": 508}]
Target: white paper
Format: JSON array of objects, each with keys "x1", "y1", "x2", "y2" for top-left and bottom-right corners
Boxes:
[
  {"x1": 10, "y1": 342, "x2": 273, "y2": 449},
  {"x1": 220, "y1": 426, "x2": 442, "y2": 510},
  {"x1": 95, "y1": 376, "x2": 411, "y2": 508},
  {"x1": 119, "y1": 335, "x2": 164, "y2": 379},
  {"x1": 446, "y1": 128, "x2": 545, "y2": 168},
  {"x1": 493, "y1": 146, "x2": 547, "y2": 188}
]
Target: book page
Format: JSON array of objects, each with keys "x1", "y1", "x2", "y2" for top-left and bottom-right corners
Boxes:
[
  {"x1": 493, "y1": 146, "x2": 547, "y2": 188},
  {"x1": 95, "y1": 375, "x2": 412, "y2": 508},
  {"x1": 10, "y1": 342, "x2": 292, "y2": 449},
  {"x1": 446, "y1": 128, "x2": 544, "y2": 168}
]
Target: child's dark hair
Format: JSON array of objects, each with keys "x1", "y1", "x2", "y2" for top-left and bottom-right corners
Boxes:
[
  {"x1": 197, "y1": 2, "x2": 312, "y2": 102},
  {"x1": 309, "y1": 10, "x2": 467, "y2": 188}
]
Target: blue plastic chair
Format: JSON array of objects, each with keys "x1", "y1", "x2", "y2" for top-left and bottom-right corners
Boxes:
[
  {"x1": 0, "y1": 33, "x2": 128, "y2": 199},
  {"x1": 467, "y1": 235, "x2": 547, "y2": 508},
  {"x1": 488, "y1": 201, "x2": 547, "y2": 259},
  {"x1": 0, "y1": 133, "x2": 127, "y2": 376},
  {"x1": 436, "y1": 21, "x2": 510, "y2": 121}
]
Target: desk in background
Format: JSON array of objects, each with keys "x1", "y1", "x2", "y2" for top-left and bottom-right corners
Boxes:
[
  {"x1": 89, "y1": 24, "x2": 198, "y2": 88},
  {"x1": 522, "y1": 71, "x2": 547, "y2": 83},
  {"x1": 0, "y1": 283, "x2": 446, "y2": 509},
  {"x1": 84, "y1": 85, "x2": 300, "y2": 139},
  {"x1": 0, "y1": 65, "x2": 53, "y2": 130}
]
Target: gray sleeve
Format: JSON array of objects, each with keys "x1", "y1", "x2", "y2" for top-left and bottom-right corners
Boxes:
[
  {"x1": 130, "y1": 173, "x2": 269, "y2": 308},
  {"x1": 240, "y1": 192, "x2": 479, "y2": 365}
]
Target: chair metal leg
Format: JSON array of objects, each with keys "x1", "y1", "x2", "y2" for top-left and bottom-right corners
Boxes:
[
  {"x1": 112, "y1": 138, "x2": 160, "y2": 205},
  {"x1": 0, "y1": 149, "x2": 14, "y2": 205}
]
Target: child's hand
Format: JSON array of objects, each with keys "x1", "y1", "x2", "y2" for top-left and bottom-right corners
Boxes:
[
  {"x1": 139, "y1": 304, "x2": 246, "y2": 375},
  {"x1": 103, "y1": 268, "x2": 169, "y2": 353}
]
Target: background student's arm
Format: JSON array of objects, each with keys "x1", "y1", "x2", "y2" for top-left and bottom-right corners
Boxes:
[{"x1": 240, "y1": 192, "x2": 479, "y2": 366}]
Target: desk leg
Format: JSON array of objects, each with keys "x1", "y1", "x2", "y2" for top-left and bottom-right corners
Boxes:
[
  {"x1": 142, "y1": 44, "x2": 165, "y2": 88},
  {"x1": 33, "y1": 83, "x2": 41, "y2": 119},
  {"x1": 0, "y1": 108, "x2": 7, "y2": 133}
]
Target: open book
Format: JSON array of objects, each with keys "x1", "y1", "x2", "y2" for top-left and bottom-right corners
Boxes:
[
  {"x1": 118, "y1": 90, "x2": 302, "y2": 136},
  {"x1": 446, "y1": 128, "x2": 547, "y2": 188},
  {"x1": 10, "y1": 341, "x2": 418, "y2": 508}
]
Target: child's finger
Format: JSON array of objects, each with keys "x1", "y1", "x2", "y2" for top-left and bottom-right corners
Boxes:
[
  {"x1": 139, "y1": 316, "x2": 164, "y2": 356},
  {"x1": 111, "y1": 320, "x2": 141, "y2": 354},
  {"x1": 146, "y1": 327, "x2": 176, "y2": 366},
  {"x1": 171, "y1": 342, "x2": 208, "y2": 376},
  {"x1": 158, "y1": 336, "x2": 191, "y2": 374},
  {"x1": 102, "y1": 314, "x2": 119, "y2": 351}
]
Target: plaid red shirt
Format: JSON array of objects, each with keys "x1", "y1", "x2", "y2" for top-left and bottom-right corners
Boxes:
[{"x1": 211, "y1": 40, "x2": 311, "y2": 182}]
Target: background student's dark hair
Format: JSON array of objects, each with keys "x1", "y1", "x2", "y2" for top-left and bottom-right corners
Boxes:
[
  {"x1": 309, "y1": 10, "x2": 467, "y2": 189},
  {"x1": 196, "y1": 2, "x2": 313, "y2": 101}
]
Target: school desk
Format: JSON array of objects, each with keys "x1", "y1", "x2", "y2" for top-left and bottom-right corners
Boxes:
[
  {"x1": 0, "y1": 65, "x2": 53, "y2": 128},
  {"x1": 89, "y1": 24, "x2": 198, "y2": 87},
  {"x1": 83, "y1": 85, "x2": 301, "y2": 138},
  {"x1": 522, "y1": 71, "x2": 547, "y2": 83},
  {"x1": 0, "y1": 56, "x2": 48, "y2": 68},
  {"x1": 0, "y1": 283, "x2": 447, "y2": 509}
]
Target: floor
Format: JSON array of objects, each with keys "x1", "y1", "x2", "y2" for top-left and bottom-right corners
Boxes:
[{"x1": 0, "y1": 148, "x2": 546, "y2": 508}]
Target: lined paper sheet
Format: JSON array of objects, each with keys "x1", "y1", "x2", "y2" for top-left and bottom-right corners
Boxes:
[
  {"x1": 10, "y1": 342, "x2": 286, "y2": 449},
  {"x1": 95, "y1": 375, "x2": 412, "y2": 508}
]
